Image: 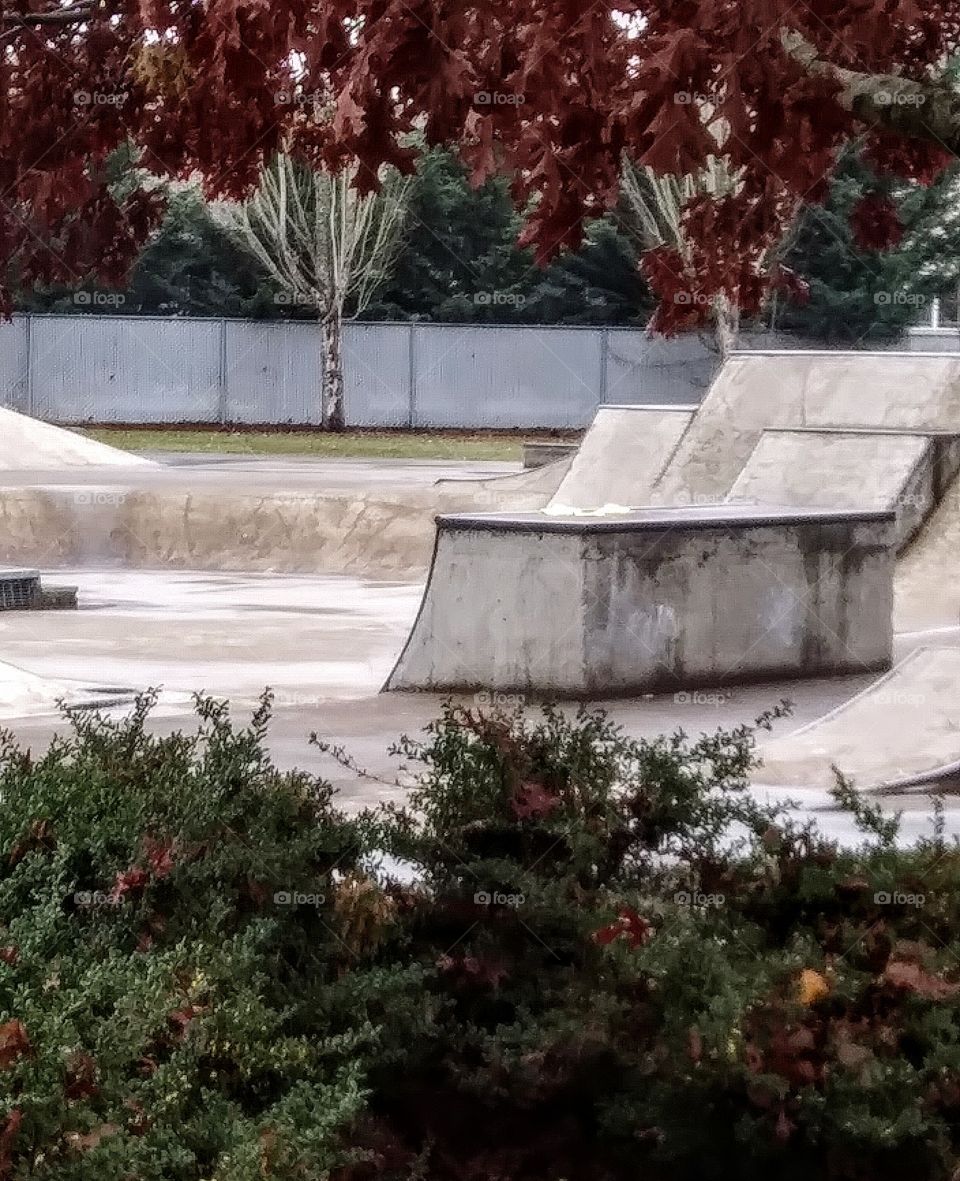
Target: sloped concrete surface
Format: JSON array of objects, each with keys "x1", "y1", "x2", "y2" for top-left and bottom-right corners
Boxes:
[
  {"x1": 652, "y1": 351, "x2": 960, "y2": 506},
  {"x1": 727, "y1": 429, "x2": 960, "y2": 549},
  {"x1": 755, "y1": 646, "x2": 960, "y2": 791},
  {"x1": 0, "y1": 408, "x2": 154, "y2": 470},
  {"x1": 549, "y1": 404, "x2": 695, "y2": 510}
]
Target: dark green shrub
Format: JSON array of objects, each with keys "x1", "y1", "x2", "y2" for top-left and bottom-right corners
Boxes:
[{"x1": 0, "y1": 693, "x2": 958, "y2": 1180}]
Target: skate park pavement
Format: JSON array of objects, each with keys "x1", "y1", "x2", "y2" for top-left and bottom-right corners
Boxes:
[
  {"x1": 0, "y1": 563, "x2": 956, "y2": 846},
  {"x1": 3, "y1": 373, "x2": 960, "y2": 845}
]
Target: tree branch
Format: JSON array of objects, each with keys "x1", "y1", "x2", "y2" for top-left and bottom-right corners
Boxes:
[
  {"x1": 782, "y1": 28, "x2": 960, "y2": 155},
  {"x1": 2, "y1": 2, "x2": 96, "y2": 28}
]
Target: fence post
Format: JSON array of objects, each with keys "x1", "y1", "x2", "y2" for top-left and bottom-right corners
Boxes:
[
  {"x1": 24, "y1": 314, "x2": 34, "y2": 417},
  {"x1": 217, "y1": 318, "x2": 228, "y2": 425},
  {"x1": 408, "y1": 322, "x2": 417, "y2": 428},
  {"x1": 598, "y1": 327, "x2": 609, "y2": 405}
]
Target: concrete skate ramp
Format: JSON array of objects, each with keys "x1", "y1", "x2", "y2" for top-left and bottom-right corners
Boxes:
[
  {"x1": 895, "y1": 470, "x2": 960, "y2": 630},
  {"x1": 549, "y1": 404, "x2": 696, "y2": 510},
  {"x1": 0, "y1": 408, "x2": 153, "y2": 471},
  {"x1": 434, "y1": 453, "x2": 573, "y2": 511},
  {"x1": 727, "y1": 428, "x2": 960, "y2": 550},
  {"x1": 756, "y1": 647, "x2": 960, "y2": 791},
  {"x1": 652, "y1": 352, "x2": 960, "y2": 507},
  {"x1": 434, "y1": 403, "x2": 698, "y2": 513}
]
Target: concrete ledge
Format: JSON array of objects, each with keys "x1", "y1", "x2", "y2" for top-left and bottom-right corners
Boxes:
[
  {"x1": 384, "y1": 507, "x2": 896, "y2": 697},
  {"x1": 438, "y1": 505, "x2": 894, "y2": 533}
]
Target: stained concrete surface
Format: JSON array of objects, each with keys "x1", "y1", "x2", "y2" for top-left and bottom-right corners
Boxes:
[
  {"x1": 385, "y1": 508, "x2": 896, "y2": 695},
  {"x1": 0, "y1": 457, "x2": 539, "y2": 578}
]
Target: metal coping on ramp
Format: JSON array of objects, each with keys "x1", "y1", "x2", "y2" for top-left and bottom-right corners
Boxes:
[
  {"x1": 594, "y1": 403, "x2": 700, "y2": 411},
  {"x1": 769, "y1": 426, "x2": 960, "y2": 437},
  {"x1": 433, "y1": 506, "x2": 896, "y2": 534}
]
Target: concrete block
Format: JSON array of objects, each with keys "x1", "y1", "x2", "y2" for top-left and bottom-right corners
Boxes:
[{"x1": 384, "y1": 506, "x2": 896, "y2": 697}]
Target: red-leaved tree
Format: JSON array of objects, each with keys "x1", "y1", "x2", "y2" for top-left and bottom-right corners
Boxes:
[{"x1": 2, "y1": 0, "x2": 959, "y2": 327}]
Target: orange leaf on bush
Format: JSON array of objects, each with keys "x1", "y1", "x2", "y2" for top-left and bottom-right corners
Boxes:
[{"x1": 0, "y1": 1021, "x2": 30, "y2": 1070}]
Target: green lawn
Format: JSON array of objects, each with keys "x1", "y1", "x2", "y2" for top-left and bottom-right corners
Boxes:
[{"x1": 82, "y1": 428, "x2": 527, "y2": 461}]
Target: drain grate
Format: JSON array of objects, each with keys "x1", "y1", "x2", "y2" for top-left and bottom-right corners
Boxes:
[{"x1": 0, "y1": 569, "x2": 41, "y2": 611}]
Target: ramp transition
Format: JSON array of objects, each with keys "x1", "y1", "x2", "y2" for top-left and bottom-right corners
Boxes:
[
  {"x1": 548, "y1": 404, "x2": 696, "y2": 510},
  {"x1": 726, "y1": 428, "x2": 960, "y2": 550},
  {"x1": 756, "y1": 646, "x2": 960, "y2": 791}
]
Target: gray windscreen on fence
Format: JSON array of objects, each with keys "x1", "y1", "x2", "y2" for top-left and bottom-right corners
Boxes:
[{"x1": 0, "y1": 316, "x2": 926, "y2": 428}]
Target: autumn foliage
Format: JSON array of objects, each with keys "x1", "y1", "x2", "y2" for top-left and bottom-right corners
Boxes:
[{"x1": 1, "y1": 1, "x2": 957, "y2": 323}]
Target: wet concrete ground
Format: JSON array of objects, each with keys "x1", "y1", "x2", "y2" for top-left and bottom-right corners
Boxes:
[{"x1": 0, "y1": 564, "x2": 947, "y2": 844}]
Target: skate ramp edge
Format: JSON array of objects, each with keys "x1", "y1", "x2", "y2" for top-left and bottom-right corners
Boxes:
[
  {"x1": 755, "y1": 647, "x2": 960, "y2": 792},
  {"x1": 433, "y1": 454, "x2": 573, "y2": 510}
]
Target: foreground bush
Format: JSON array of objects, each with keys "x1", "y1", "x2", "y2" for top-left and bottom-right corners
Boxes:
[{"x1": 0, "y1": 694, "x2": 957, "y2": 1179}]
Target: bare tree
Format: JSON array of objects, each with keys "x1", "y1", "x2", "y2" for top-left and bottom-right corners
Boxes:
[
  {"x1": 219, "y1": 155, "x2": 411, "y2": 430},
  {"x1": 621, "y1": 151, "x2": 744, "y2": 358}
]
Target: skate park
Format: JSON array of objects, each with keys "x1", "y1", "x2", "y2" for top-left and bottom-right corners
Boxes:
[{"x1": 3, "y1": 349, "x2": 960, "y2": 839}]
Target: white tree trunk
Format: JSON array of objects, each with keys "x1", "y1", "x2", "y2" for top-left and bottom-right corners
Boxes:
[
  {"x1": 321, "y1": 310, "x2": 345, "y2": 431},
  {"x1": 712, "y1": 294, "x2": 740, "y2": 360}
]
